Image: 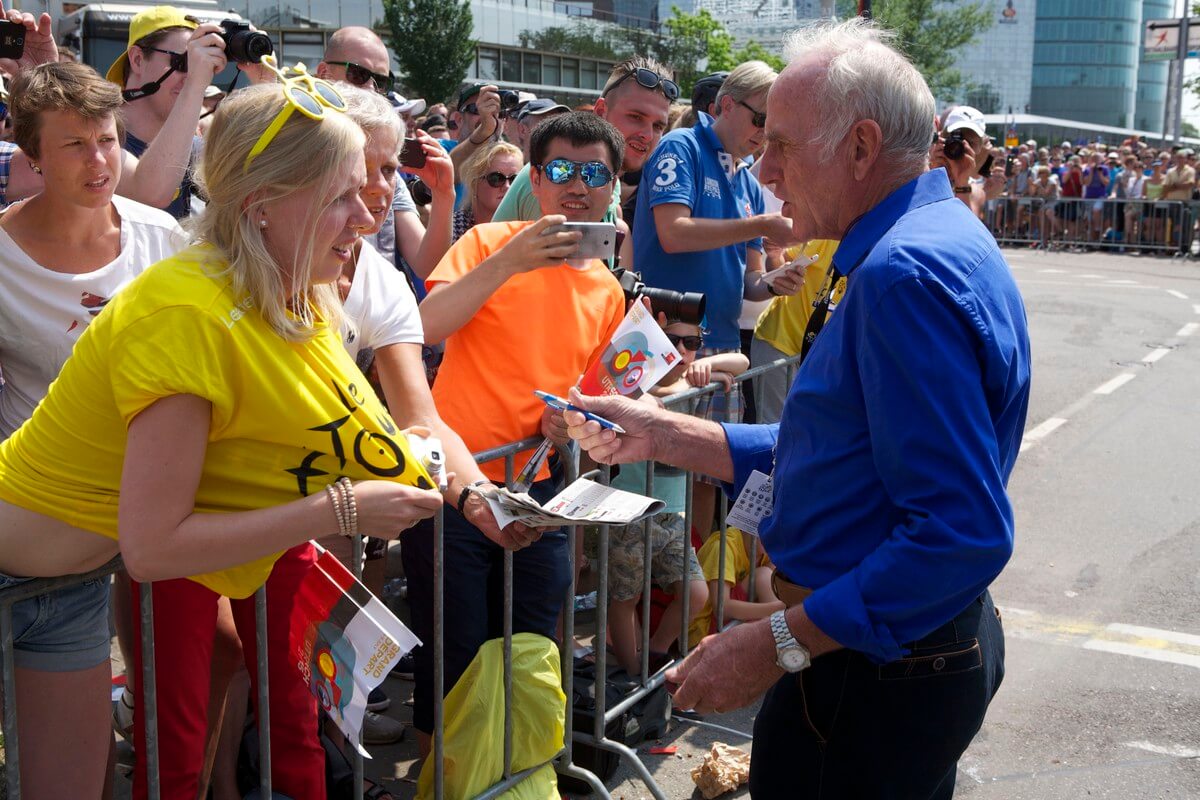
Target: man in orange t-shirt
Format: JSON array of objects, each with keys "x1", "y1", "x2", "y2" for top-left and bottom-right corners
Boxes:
[{"x1": 405, "y1": 112, "x2": 626, "y2": 750}]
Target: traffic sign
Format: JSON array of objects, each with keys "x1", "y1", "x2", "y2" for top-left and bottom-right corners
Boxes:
[{"x1": 1144, "y1": 18, "x2": 1200, "y2": 61}]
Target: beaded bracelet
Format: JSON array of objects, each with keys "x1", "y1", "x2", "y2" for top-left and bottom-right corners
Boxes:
[
  {"x1": 337, "y1": 477, "x2": 358, "y2": 538},
  {"x1": 325, "y1": 483, "x2": 348, "y2": 537}
]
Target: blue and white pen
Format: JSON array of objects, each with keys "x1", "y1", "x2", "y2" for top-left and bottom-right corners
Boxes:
[{"x1": 534, "y1": 390, "x2": 626, "y2": 434}]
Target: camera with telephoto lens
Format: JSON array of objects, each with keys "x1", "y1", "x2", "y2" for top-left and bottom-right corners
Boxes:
[
  {"x1": 219, "y1": 20, "x2": 272, "y2": 64},
  {"x1": 612, "y1": 268, "x2": 706, "y2": 326},
  {"x1": 943, "y1": 130, "x2": 968, "y2": 160}
]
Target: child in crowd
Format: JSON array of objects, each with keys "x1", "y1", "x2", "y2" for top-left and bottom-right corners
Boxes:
[
  {"x1": 598, "y1": 315, "x2": 748, "y2": 675},
  {"x1": 687, "y1": 526, "x2": 783, "y2": 649}
]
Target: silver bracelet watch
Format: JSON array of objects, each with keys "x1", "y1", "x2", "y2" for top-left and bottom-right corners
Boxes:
[{"x1": 770, "y1": 609, "x2": 811, "y2": 673}]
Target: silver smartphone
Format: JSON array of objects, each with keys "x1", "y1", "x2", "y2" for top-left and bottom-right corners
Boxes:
[{"x1": 543, "y1": 221, "x2": 617, "y2": 268}]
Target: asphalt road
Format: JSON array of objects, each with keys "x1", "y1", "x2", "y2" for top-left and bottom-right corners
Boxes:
[{"x1": 598, "y1": 248, "x2": 1200, "y2": 800}]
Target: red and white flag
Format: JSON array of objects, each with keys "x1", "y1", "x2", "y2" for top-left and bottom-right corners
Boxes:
[{"x1": 289, "y1": 543, "x2": 420, "y2": 755}]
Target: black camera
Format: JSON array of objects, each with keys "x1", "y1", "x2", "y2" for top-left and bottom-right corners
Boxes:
[
  {"x1": 612, "y1": 268, "x2": 706, "y2": 326},
  {"x1": 497, "y1": 89, "x2": 521, "y2": 117},
  {"x1": 219, "y1": 20, "x2": 272, "y2": 64},
  {"x1": 943, "y1": 130, "x2": 967, "y2": 160}
]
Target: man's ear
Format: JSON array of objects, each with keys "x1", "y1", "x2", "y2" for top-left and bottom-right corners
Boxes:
[
  {"x1": 529, "y1": 164, "x2": 541, "y2": 188},
  {"x1": 314, "y1": 61, "x2": 331, "y2": 80},
  {"x1": 592, "y1": 96, "x2": 609, "y2": 120},
  {"x1": 848, "y1": 119, "x2": 883, "y2": 182}
]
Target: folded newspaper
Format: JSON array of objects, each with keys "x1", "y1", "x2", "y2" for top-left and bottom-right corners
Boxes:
[{"x1": 476, "y1": 477, "x2": 664, "y2": 528}]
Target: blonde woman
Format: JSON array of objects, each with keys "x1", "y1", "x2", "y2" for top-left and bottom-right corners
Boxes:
[
  {"x1": 452, "y1": 140, "x2": 523, "y2": 241},
  {"x1": 0, "y1": 74, "x2": 443, "y2": 799}
]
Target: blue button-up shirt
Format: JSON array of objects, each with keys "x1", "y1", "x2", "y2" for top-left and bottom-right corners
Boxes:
[{"x1": 721, "y1": 169, "x2": 1031, "y2": 663}]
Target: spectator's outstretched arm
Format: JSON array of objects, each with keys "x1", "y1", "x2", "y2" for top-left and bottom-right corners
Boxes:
[
  {"x1": 396, "y1": 132, "x2": 454, "y2": 279},
  {"x1": 652, "y1": 202, "x2": 792, "y2": 253},
  {"x1": 116, "y1": 25, "x2": 227, "y2": 208},
  {"x1": 0, "y1": 11, "x2": 56, "y2": 74}
]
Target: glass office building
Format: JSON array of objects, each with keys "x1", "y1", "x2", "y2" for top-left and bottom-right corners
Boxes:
[
  {"x1": 950, "y1": 0, "x2": 1035, "y2": 114},
  {"x1": 1031, "y1": 0, "x2": 1143, "y2": 128},
  {"x1": 1136, "y1": 0, "x2": 1172, "y2": 133}
]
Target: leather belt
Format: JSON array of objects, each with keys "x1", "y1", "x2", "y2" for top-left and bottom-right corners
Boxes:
[{"x1": 771, "y1": 568, "x2": 813, "y2": 608}]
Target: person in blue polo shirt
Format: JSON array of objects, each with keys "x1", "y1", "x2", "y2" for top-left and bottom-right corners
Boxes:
[{"x1": 634, "y1": 60, "x2": 798, "y2": 538}]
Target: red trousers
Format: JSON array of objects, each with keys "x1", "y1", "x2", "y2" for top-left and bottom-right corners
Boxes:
[{"x1": 131, "y1": 544, "x2": 326, "y2": 800}]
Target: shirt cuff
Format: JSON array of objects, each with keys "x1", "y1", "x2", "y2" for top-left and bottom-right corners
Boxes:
[
  {"x1": 803, "y1": 570, "x2": 906, "y2": 664},
  {"x1": 718, "y1": 422, "x2": 778, "y2": 499}
]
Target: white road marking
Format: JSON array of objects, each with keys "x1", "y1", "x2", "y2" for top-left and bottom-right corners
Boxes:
[
  {"x1": 1143, "y1": 348, "x2": 1172, "y2": 363},
  {"x1": 1193, "y1": 303, "x2": 1200, "y2": 315},
  {"x1": 1124, "y1": 741, "x2": 1200, "y2": 759},
  {"x1": 1177, "y1": 322, "x2": 1199, "y2": 337},
  {"x1": 1003, "y1": 607, "x2": 1200, "y2": 672},
  {"x1": 1015, "y1": 279, "x2": 1159, "y2": 290},
  {"x1": 1083, "y1": 639, "x2": 1200, "y2": 670},
  {"x1": 1020, "y1": 417, "x2": 1068, "y2": 451},
  {"x1": 1107, "y1": 623, "x2": 1200, "y2": 649},
  {"x1": 1106, "y1": 279, "x2": 1140, "y2": 284},
  {"x1": 1076, "y1": 273, "x2": 1105, "y2": 278},
  {"x1": 1040, "y1": 268, "x2": 1069, "y2": 274},
  {"x1": 1167, "y1": 289, "x2": 1189, "y2": 299},
  {"x1": 1093, "y1": 373, "x2": 1137, "y2": 395}
]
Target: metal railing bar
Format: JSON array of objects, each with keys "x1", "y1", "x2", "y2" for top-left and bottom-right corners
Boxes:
[
  {"x1": 139, "y1": 582, "x2": 161, "y2": 800},
  {"x1": 254, "y1": 584, "x2": 271, "y2": 798}
]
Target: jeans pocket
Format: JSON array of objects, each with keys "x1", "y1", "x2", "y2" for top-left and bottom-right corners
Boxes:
[{"x1": 878, "y1": 639, "x2": 982, "y2": 681}]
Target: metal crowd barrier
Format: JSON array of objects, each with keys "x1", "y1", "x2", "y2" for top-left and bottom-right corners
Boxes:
[
  {"x1": 985, "y1": 196, "x2": 1199, "y2": 255},
  {"x1": 0, "y1": 354, "x2": 805, "y2": 800}
]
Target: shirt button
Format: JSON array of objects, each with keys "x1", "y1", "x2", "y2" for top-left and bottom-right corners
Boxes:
[{"x1": 933, "y1": 657, "x2": 946, "y2": 671}]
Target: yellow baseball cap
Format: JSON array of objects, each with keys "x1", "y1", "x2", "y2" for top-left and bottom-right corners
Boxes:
[{"x1": 106, "y1": 6, "x2": 197, "y2": 85}]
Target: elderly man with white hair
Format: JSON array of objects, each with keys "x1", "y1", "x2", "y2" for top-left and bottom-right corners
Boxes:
[{"x1": 563, "y1": 19, "x2": 1030, "y2": 798}]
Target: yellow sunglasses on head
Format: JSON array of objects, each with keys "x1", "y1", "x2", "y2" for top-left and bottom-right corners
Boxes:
[{"x1": 244, "y1": 54, "x2": 347, "y2": 171}]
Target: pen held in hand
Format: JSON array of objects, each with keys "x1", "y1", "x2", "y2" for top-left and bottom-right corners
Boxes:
[{"x1": 534, "y1": 390, "x2": 626, "y2": 434}]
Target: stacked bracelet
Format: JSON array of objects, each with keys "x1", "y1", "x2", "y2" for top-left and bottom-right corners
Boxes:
[
  {"x1": 326, "y1": 483, "x2": 348, "y2": 537},
  {"x1": 338, "y1": 477, "x2": 358, "y2": 538}
]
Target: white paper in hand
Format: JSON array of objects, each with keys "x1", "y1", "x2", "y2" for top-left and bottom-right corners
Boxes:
[{"x1": 762, "y1": 252, "x2": 819, "y2": 287}]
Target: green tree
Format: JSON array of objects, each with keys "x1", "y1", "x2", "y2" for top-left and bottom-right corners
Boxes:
[
  {"x1": 383, "y1": 0, "x2": 475, "y2": 104},
  {"x1": 1183, "y1": 121, "x2": 1200, "y2": 139},
  {"x1": 733, "y1": 40, "x2": 786, "y2": 73},
  {"x1": 835, "y1": 0, "x2": 994, "y2": 100},
  {"x1": 658, "y1": 7, "x2": 735, "y2": 92},
  {"x1": 519, "y1": 20, "x2": 632, "y2": 61}
]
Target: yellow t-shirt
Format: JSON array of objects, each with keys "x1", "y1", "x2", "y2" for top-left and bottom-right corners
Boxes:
[
  {"x1": 686, "y1": 527, "x2": 770, "y2": 648},
  {"x1": 0, "y1": 244, "x2": 431, "y2": 597},
  {"x1": 752, "y1": 239, "x2": 846, "y2": 357}
]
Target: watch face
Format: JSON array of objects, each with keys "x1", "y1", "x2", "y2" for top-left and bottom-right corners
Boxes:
[{"x1": 779, "y1": 647, "x2": 808, "y2": 672}]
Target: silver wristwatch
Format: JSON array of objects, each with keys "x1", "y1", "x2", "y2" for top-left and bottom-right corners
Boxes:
[{"x1": 770, "y1": 610, "x2": 811, "y2": 673}]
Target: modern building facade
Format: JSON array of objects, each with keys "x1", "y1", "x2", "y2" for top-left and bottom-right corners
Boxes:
[
  {"x1": 949, "y1": 0, "x2": 1035, "y2": 114},
  {"x1": 1136, "y1": 0, "x2": 1172, "y2": 132},
  {"x1": 1030, "y1": 0, "x2": 1143, "y2": 128}
]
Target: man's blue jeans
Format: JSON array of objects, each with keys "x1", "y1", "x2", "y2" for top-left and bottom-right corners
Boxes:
[
  {"x1": 401, "y1": 478, "x2": 571, "y2": 735},
  {"x1": 749, "y1": 592, "x2": 1005, "y2": 799}
]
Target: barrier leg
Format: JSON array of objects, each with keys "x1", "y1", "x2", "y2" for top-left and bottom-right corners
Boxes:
[
  {"x1": 254, "y1": 584, "x2": 271, "y2": 799},
  {"x1": 350, "y1": 533, "x2": 364, "y2": 799},
  {"x1": 2, "y1": 602, "x2": 21, "y2": 800},
  {"x1": 433, "y1": 508, "x2": 445, "y2": 799},
  {"x1": 139, "y1": 583, "x2": 161, "y2": 800}
]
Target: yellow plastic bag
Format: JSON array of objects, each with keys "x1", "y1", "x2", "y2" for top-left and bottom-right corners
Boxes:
[{"x1": 417, "y1": 632, "x2": 566, "y2": 800}]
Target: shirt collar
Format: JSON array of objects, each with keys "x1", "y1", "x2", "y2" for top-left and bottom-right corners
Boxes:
[
  {"x1": 697, "y1": 112, "x2": 750, "y2": 176},
  {"x1": 831, "y1": 169, "x2": 953, "y2": 277}
]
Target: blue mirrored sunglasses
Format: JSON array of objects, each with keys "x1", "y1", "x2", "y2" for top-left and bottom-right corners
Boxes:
[{"x1": 538, "y1": 158, "x2": 614, "y2": 188}]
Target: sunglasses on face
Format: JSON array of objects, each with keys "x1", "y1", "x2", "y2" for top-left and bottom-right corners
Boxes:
[
  {"x1": 537, "y1": 158, "x2": 614, "y2": 188},
  {"x1": 141, "y1": 46, "x2": 187, "y2": 73},
  {"x1": 603, "y1": 67, "x2": 680, "y2": 102},
  {"x1": 483, "y1": 171, "x2": 517, "y2": 188},
  {"x1": 245, "y1": 55, "x2": 347, "y2": 171},
  {"x1": 739, "y1": 99, "x2": 766, "y2": 128},
  {"x1": 665, "y1": 333, "x2": 704, "y2": 351},
  {"x1": 325, "y1": 60, "x2": 394, "y2": 94}
]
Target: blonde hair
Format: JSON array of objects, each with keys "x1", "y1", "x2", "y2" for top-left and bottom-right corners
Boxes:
[
  {"x1": 191, "y1": 83, "x2": 365, "y2": 342},
  {"x1": 459, "y1": 140, "x2": 523, "y2": 214},
  {"x1": 714, "y1": 61, "x2": 777, "y2": 111},
  {"x1": 338, "y1": 82, "x2": 402, "y2": 143}
]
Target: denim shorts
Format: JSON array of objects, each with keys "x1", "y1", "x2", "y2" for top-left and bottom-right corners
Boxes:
[{"x1": 0, "y1": 571, "x2": 112, "y2": 672}]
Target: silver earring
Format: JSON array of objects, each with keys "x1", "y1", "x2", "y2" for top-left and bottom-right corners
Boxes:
[
  {"x1": 29, "y1": 163, "x2": 41, "y2": 174},
  {"x1": 259, "y1": 218, "x2": 268, "y2": 229}
]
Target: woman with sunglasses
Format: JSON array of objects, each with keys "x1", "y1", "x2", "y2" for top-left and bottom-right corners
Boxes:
[
  {"x1": 0, "y1": 60, "x2": 186, "y2": 799},
  {"x1": 0, "y1": 68, "x2": 445, "y2": 799},
  {"x1": 453, "y1": 140, "x2": 523, "y2": 241}
]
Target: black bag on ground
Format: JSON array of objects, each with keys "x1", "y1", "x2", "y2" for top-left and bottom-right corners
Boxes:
[{"x1": 558, "y1": 657, "x2": 672, "y2": 795}]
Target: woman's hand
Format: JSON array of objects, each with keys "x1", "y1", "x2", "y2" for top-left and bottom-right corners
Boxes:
[{"x1": 349, "y1": 480, "x2": 444, "y2": 539}]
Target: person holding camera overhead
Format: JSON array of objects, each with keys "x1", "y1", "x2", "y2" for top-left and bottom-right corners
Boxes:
[
  {"x1": 106, "y1": 5, "x2": 272, "y2": 219},
  {"x1": 409, "y1": 111, "x2": 628, "y2": 758}
]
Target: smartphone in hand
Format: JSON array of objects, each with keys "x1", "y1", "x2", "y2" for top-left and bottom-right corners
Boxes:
[
  {"x1": 400, "y1": 138, "x2": 427, "y2": 170},
  {"x1": 542, "y1": 221, "x2": 616, "y2": 269},
  {"x1": 0, "y1": 21, "x2": 26, "y2": 60}
]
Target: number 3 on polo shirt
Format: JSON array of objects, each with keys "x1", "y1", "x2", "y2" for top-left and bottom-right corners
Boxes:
[{"x1": 654, "y1": 156, "x2": 678, "y2": 187}]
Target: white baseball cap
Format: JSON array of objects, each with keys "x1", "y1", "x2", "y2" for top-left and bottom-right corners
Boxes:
[
  {"x1": 944, "y1": 106, "x2": 986, "y2": 138},
  {"x1": 388, "y1": 93, "x2": 427, "y2": 116}
]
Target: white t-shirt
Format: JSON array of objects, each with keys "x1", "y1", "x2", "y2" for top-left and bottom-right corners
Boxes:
[
  {"x1": 0, "y1": 195, "x2": 185, "y2": 438},
  {"x1": 340, "y1": 239, "x2": 424, "y2": 370}
]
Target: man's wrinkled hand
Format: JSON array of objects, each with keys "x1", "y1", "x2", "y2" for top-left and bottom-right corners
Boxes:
[{"x1": 666, "y1": 619, "x2": 783, "y2": 715}]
